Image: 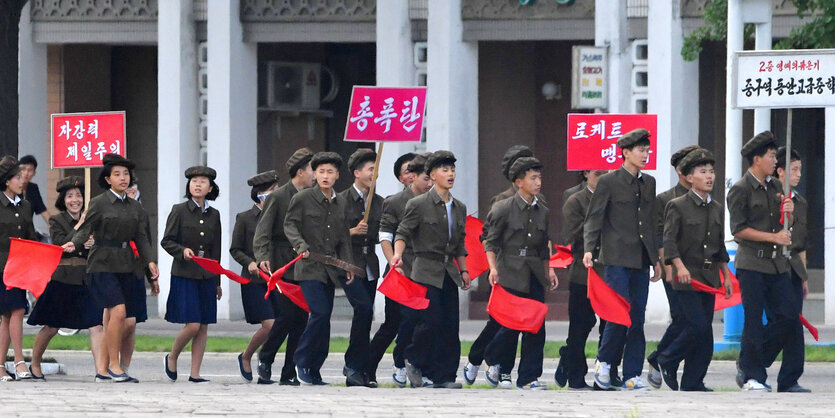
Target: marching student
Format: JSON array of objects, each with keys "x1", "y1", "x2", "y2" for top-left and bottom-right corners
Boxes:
[
  {"x1": 646, "y1": 144, "x2": 699, "y2": 389},
  {"x1": 0, "y1": 156, "x2": 38, "y2": 382},
  {"x1": 482, "y1": 157, "x2": 557, "y2": 390},
  {"x1": 658, "y1": 148, "x2": 732, "y2": 391},
  {"x1": 583, "y1": 129, "x2": 661, "y2": 391},
  {"x1": 561, "y1": 171, "x2": 587, "y2": 207},
  {"x1": 393, "y1": 152, "x2": 417, "y2": 189},
  {"x1": 230, "y1": 170, "x2": 280, "y2": 383},
  {"x1": 253, "y1": 148, "x2": 315, "y2": 385},
  {"x1": 339, "y1": 148, "x2": 384, "y2": 386},
  {"x1": 161, "y1": 166, "x2": 222, "y2": 383},
  {"x1": 391, "y1": 150, "x2": 471, "y2": 389},
  {"x1": 284, "y1": 152, "x2": 364, "y2": 386},
  {"x1": 368, "y1": 152, "x2": 432, "y2": 387},
  {"x1": 63, "y1": 153, "x2": 159, "y2": 383}
]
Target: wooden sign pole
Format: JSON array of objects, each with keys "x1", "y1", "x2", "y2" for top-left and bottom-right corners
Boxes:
[
  {"x1": 84, "y1": 167, "x2": 91, "y2": 210},
  {"x1": 362, "y1": 142, "x2": 384, "y2": 223},
  {"x1": 782, "y1": 109, "x2": 793, "y2": 257}
]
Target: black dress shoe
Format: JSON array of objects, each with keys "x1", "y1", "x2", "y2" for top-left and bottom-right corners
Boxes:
[
  {"x1": 554, "y1": 356, "x2": 567, "y2": 388},
  {"x1": 433, "y1": 381, "x2": 463, "y2": 389},
  {"x1": 257, "y1": 360, "x2": 272, "y2": 382},
  {"x1": 257, "y1": 377, "x2": 275, "y2": 385},
  {"x1": 238, "y1": 353, "x2": 253, "y2": 383},
  {"x1": 779, "y1": 384, "x2": 811, "y2": 393},
  {"x1": 29, "y1": 365, "x2": 46, "y2": 381},
  {"x1": 346, "y1": 371, "x2": 373, "y2": 387},
  {"x1": 660, "y1": 362, "x2": 679, "y2": 391},
  {"x1": 279, "y1": 377, "x2": 300, "y2": 386},
  {"x1": 188, "y1": 376, "x2": 211, "y2": 383},
  {"x1": 164, "y1": 354, "x2": 177, "y2": 382},
  {"x1": 568, "y1": 382, "x2": 593, "y2": 391}
]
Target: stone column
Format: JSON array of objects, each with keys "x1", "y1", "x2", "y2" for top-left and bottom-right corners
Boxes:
[{"x1": 594, "y1": 0, "x2": 631, "y2": 113}]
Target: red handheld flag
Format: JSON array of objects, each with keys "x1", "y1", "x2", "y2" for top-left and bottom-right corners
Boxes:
[
  {"x1": 258, "y1": 269, "x2": 310, "y2": 312},
  {"x1": 465, "y1": 216, "x2": 489, "y2": 278},
  {"x1": 486, "y1": 284, "x2": 548, "y2": 333},
  {"x1": 714, "y1": 269, "x2": 742, "y2": 311},
  {"x1": 587, "y1": 267, "x2": 632, "y2": 327},
  {"x1": 690, "y1": 279, "x2": 724, "y2": 296},
  {"x1": 3, "y1": 238, "x2": 63, "y2": 298},
  {"x1": 799, "y1": 314, "x2": 818, "y2": 341},
  {"x1": 549, "y1": 244, "x2": 573, "y2": 269},
  {"x1": 378, "y1": 268, "x2": 430, "y2": 310},
  {"x1": 192, "y1": 256, "x2": 251, "y2": 285},
  {"x1": 262, "y1": 254, "x2": 304, "y2": 298}
]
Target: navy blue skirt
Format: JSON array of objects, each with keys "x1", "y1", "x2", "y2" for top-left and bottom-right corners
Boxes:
[
  {"x1": 0, "y1": 281, "x2": 29, "y2": 315},
  {"x1": 88, "y1": 272, "x2": 144, "y2": 319},
  {"x1": 240, "y1": 282, "x2": 280, "y2": 324},
  {"x1": 27, "y1": 280, "x2": 102, "y2": 329},
  {"x1": 165, "y1": 275, "x2": 217, "y2": 324},
  {"x1": 130, "y1": 275, "x2": 149, "y2": 323}
]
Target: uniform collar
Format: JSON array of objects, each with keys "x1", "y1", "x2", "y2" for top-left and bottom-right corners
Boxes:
[
  {"x1": 315, "y1": 184, "x2": 336, "y2": 202},
  {"x1": 429, "y1": 187, "x2": 454, "y2": 205},
  {"x1": 687, "y1": 189, "x2": 712, "y2": 206},
  {"x1": 2, "y1": 193, "x2": 20, "y2": 207},
  {"x1": 745, "y1": 169, "x2": 772, "y2": 189},
  {"x1": 674, "y1": 182, "x2": 689, "y2": 195},
  {"x1": 108, "y1": 189, "x2": 127, "y2": 202},
  {"x1": 586, "y1": 186, "x2": 594, "y2": 194},
  {"x1": 618, "y1": 165, "x2": 642, "y2": 184},
  {"x1": 351, "y1": 184, "x2": 366, "y2": 201},
  {"x1": 515, "y1": 193, "x2": 538, "y2": 209},
  {"x1": 188, "y1": 199, "x2": 210, "y2": 213}
]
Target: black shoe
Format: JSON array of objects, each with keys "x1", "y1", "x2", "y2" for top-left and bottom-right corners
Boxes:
[
  {"x1": 366, "y1": 373, "x2": 378, "y2": 388},
  {"x1": 554, "y1": 357, "x2": 567, "y2": 388},
  {"x1": 681, "y1": 384, "x2": 713, "y2": 392},
  {"x1": 568, "y1": 382, "x2": 593, "y2": 391},
  {"x1": 238, "y1": 354, "x2": 253, "y2": 383},
  {"x1": 257, "y1": 377, "x2": 275, "y2": 385},
  {"x1": 188, "y1": 376, "x2": 211, "y2": 383},
  {"x1": 660, "y1": 362, "x2": 679, "y2": 391},
  {"x1": 297, "y1": 366, "x2": 315, "y2": 385},
  {"x1": 611, "y1": 375, "x2": 623, "y2": 388},
  {"x1": 29, "y1": 365, "x2": 46, "y2": 381},
  {"x1": 127, "y1": 376, "x2": 140, "y2": 383},
  {"x1": 779, "y1": 384, "x2": 811, "y2": 393},
  {"x1": 433, "y1": 381, "x2": 463, "y2": 389},
  {"x1": 346, "y1": 371, "x2": 374, "y2": 388},
  {"x1": 164, "y1": 354, "x2": 177, "y2": 382},
  {"x1": 735, "y1": 361, "x2": 745, "y2": 389},
  {"x1": 342, "y1": 366, "x2": 349, "y2": 377},
  {"x1": 257, "y1": 360, "x2": 272, "y2": 382},
  {"x1": 279, "y1": 377, "x2": 300, "y2": 386}
]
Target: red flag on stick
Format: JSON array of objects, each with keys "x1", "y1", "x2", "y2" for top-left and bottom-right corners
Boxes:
[
  {"x1": 714, "y1": 269, "x2": 742, "y2": 311},
  {"x1": 549, "y1": 244, "x2": 573, "y2": 269},
  {"x1": 378, "y1": 268, "x2": 430, "y2": 310},
  {"x1": 192, "y1": 256, "x2": 251, "y2": 285},
  {"x1": 690, "y1": 279, "x2": 724, "y2": 296},
  {"x1": 587, "y1": 267, "x2": 632, "y2": 327},
  {"x1": 799, "y1": 314, "x2": 818, "y2": 341},
  {"x1": 465, "y1": 216, "x2": 489, "y2": 278},
  {"x1": 486, "y1": 284, "x2": 548, "y2": 333},
  {"x1": 3, "y1": 238, "x2": 62, "y2": 298},
  {"x1": 258, "y1": 269, "x2": 310, "y2": 312},
  {"x1": 262, "y1": 254, "x2": 303, "y2": 298}
]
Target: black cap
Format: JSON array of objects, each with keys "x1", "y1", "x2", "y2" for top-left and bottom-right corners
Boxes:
[
  {"x1": 740, "y1": 131, "x2": 776, "y2": 158},
  {"x1": 775, "y1": 146, "x2": 801, "y2": 170},
  {"x1": 0, "y1": 156, "x2": 20, "y2": 181},
  {"x1": 671, "y1": 145, "x2": 700, "y2": 168},
  {"x1": 101, "y1": 153, "x2": 135, "y2": 170},
  {"x1": 247, "y1": 170, "x2": 279, "y2": 188},
  {"x1": 407, "y1": 152, "x2": 431, "y2": 175},
  {"x1": 500, "y1": 145, "x2": 533, "y2": 181},
  {"x1": 425, "y1": 150, "x2": 457, "y2": 174},
  {"x1": 310, "y1": 151, "x2": 343, "y2": 171},
  {"x1": 286, "y1": 148, "x2": 314, "y2": 177},
  {"x1": 393, "y1": 152, "x2": 417, "y2": 180},
  {"x1": 347, "y1": 148, "x2": 377, "y2": 172},
  {"x1": 57, "y1": 176, "x2": 84, "y2": 193},
  {"x1": 617, "y1": 129, "x2": 651, "y2": 149},
  {"x1": 679, "y1": 148, "x2": 715, "y2": 175},
  {"x1": 185, "y1": 166, "x2": 217, "y2": 181},
  {"x1": 508, "y1": 157, "x2": 543, "y2": 181}
]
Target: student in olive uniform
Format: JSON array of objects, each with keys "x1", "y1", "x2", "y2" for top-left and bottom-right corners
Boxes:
[
  {"x1": 27, "y1": 177, "x2": 105, "y2": 380},
  {"x1": 393, "y1": 152, "x2": 417, "y2": 189},
  {"x1": 0, "y1": 156, "x2": 38, "y2": 382},
  {"x1": 646, "y1": 144, "x2": 699, "y2": 389},
  {"x1": 555, "y1": 169, "x2": 613, "y2": 390},
  {"x1": 727, "y1": 131, "x2": 804, "y2": 392},
  {"x1": 391, "y1": 150, "x2": 471, "y2": 389},
  {"x1": 583, "y1": 129, "x2": 661, "y2": 391},
  {"x1": 63, "y1": 154, "x2": 159, "y2": 383},
  {"x1": 482, "y1": 157, "x2": 557, "y2": 390},
  {"x1": 161, "y1": 166, "x2": 222, "y2": 383},
  {"x1": 284, "y1": 152, "x2": 365, "y2": 387},
  {"x1": 368, "y1": 152, "x2": 432, "y2": 387},
  {"x1": 561, "y1": 171, "x2": 587, "y2": 207},
  {"x1": 231, "y1": 170, "x2": 280, "y2": 383},
  {"x1": 253, "y1": 148, "x2": 315, "y2": 385},
  {"x1": 658, "y1": 148, "x2": 732, "y2": 392}
]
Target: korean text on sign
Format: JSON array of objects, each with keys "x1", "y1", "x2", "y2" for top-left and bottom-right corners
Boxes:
[
  {"x1": 344, "y1": 86, "x2": 427, "y2": 142},
  {"x1": 51, "y1": 112, "x2": 126, "y2": 168},
  {"x1": 566, "y1": 113, "x2": 658, "y2": 171},
  {"x1": 734, "y1": 49, "x2": 835, "y2": 109}
]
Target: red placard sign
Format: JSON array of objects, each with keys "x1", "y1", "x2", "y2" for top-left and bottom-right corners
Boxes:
[
  {"x1": 51, "y1": 111, "x2": 126, "y2": 168},
  {"x1": 344, "y1": 86, "x2": 427, "y2": 142},
  {"x1": 566, "y1": 113, "x2": 658, "y2": 171}
]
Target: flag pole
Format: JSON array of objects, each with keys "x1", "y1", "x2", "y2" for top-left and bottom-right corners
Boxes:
[
  {"x1": 84, "y1": 167, "x2": 91, "y2": 209},
  {"x1": 782, "y1": 109, "x2": 793, "y2": 257},
  {"x1": 362, "y1": 142, "x2": 384, "y2": 223}
]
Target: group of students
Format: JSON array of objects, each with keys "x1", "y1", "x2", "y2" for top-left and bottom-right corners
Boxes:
[{"x1": 0, "y1": 126, "x2": 810, "y2": 391}]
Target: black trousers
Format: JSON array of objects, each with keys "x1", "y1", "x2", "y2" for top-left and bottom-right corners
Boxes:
[
  {"x1": 468, "y1": 315, "x2": 501, "y2": 366},
  {"x1": 342, "y1": 276, "x2": 375, "y2": 374},
  {"x1": 258, "y1": 291, "x2": 308, "y2": 380},
  {"x1": 561, "y1": 281, "x2": 621, "y2": 386},
  {"x1": 737, "y1": 269, "x2": 802, "y2": 389},
  {"x1": 403, "y1": 273, "x2": 460, "y2": 384},
  {"x1": 367, "y1": 296, "x2": 407, "y2": 376},
  {"x1": 657, "y1": 289, "x2": 715, "y2": 390},
  {"x1": 648, "y1": 280, "x2": 685, "y2": 370},
  {"x1": 483, "y1": 279, "x2": 545, "y2": 386},
  {"x1": 763, "y1": 269, "x2": 805, "y2": 390}
]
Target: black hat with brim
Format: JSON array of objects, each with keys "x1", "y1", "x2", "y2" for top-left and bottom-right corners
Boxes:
[
  {"x1": 286, "y1": 148, "x2": 315, "y2": 176},
  {"x1": 425, "y1": 150, "x2": 457, "y2": 174},
  {"x1": 501, "y1": 145, "x2": 533, "y2": 181},
  {"x1": 407, "y1": 152, "x2": 432, "y2": 176},
  {"x1": 247, "y1": 170, "x2": 279, "y2": 188},
  {"x1": 617, "y1": 129, "x2": 651, "y2": 149},
  {"x1": 310, "y1": 151, "x2": 343, "y2": 171},
  {"x1": 671, "y1": 145, "x2": 700, "y2": 168},
  {"x1": 509, "y1": 157, "x2": 543, "y2": 181},
  {"x1": 347, "y1": 148, "x2": 377, "y2": 172},
  {"x1": 185, "y1": 166, "x2": 217, "y2": 181},
  {"x1": 57, "y1": 175, "x2": 84, "y2": 193},
  {"x1": 680, "y1": 148, "x2": 716, "y2": 175},
  {"x1": 740, "y1": 131, "x2": 776, "y2": 159}
]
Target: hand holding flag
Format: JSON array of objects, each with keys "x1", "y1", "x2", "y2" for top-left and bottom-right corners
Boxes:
[
  {"x1": 3, "y1": 238, "x2": 63, "y2": 298},
  {"x1": 192, "y1": 256, "x2": 251, "y2": 284},
  {"x1": 378, "y1": 268, "x2": 429, "y2": 310},
  {"x1": 486, "y1": 284, "x2": 548, "y2": 333}
]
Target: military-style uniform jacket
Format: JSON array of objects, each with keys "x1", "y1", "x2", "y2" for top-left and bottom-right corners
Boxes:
[
  {"x1": 161, "y1": 200, "x2": 222, "y2": 281},
  {"x1": 379, "y1": 186, "x2": 417, "y2": 276},
  {"x1": 395, "y1": 187, "x2": 467, "y2": 289},
  {"x1": 562, "y1": 181, "x2": 586, "y2": 208},
  {"x1": 727, "y1": 171, "x2": 790, "y2": 275},
  {"x1": 656, "y1": 183, "x2": 689, "y2": 280},
  {"x1": 230, "y1": 205, "x2": 263, "y2": 284},
  {"x1": 584, "y1": 167, "x2": 658, "y2": 269},
  {"x1": 50, "y1": 211, "x2": 89, "y2": 285},
  {"x1": 789, "y1": 191, "x2": 808, "y2": 281},
  {"x1": 71, "y1": 190, "x2": 155, "y2": 274},
  {"x1": 484, "y1": 194, "x2": 550, "y2": 293},
  {"x1": 340, "y1": 185, "x2": 383, "y2": 280},
  {"x1": 663, "y1": 190, "x2": 730, "y2": 291},
  {"x1": 0, "y1": 196, "x2": 36, "y2": 272},
  {"x1": 284, "y1": 184, "x2": 352, "y2": 284},
  {"x1": 253, "y1": 181, "x2": 300, "y2": 281},
  {"x1": 562, "y1": 187, "x2": 595, "y2": 285}
]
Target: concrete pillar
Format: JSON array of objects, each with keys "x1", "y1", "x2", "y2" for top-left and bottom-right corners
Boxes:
[
  {"x1": 753, "y1": 22, "x2": 772, "y2": 133},
  {"x1": 18, "y1": 2, "x2": 49, "y2": 232},
  {"x1": 207, "y1": 0, "x2": 257, "y2": 320},
  {"x1": 594, "y1": 0, "x2": 631, "y2": 113},
  {"x1": 826, "y1": 107, "x2": 835, "y2": 325},
  {"x1": 427, "y1": 0, "x2": 477, "y2": 317},
  {"x1": 725, "y1": 0, "x2": 744, "y2": 237},
  {"x1": 157, "y1": 0, "x2": 201, "y2": 318}
]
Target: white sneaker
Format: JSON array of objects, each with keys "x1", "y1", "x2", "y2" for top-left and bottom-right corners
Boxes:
[
  {"x1": 392, "y1": 367, "x2": 407, "y2": 388},
  {"x1": 593, "y1": 360, "x2": 611, "y2": 390},
  {"x1": 622, "y1": 376, "x2": 651, "y2": 391},
  {"x1": 485, "y1": 364, "x2": 500, "y2": 388},
  {"x1": 499, "y1": 373, "x2": 513, "y2": 389},
  {"x1": 462, "y1": 362, "x2": 479, "y2": 385},
  {"x1": 742, "y1": 379, "x2": 770, "y2": 392}
]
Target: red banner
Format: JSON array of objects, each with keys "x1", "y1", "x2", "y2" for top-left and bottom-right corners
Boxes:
[
  {"x1": 3, "y1": 238, "x2": 63, "y2": 298},
  {"x1": 566, "y1": 113, "x2": 658, "y2": 171},
  {"x1": 51, "y1": 111, "x2": 126, "y2": 168},
  {"x1": 344, "y1": 86, "x2": 427, "y2": 142}
]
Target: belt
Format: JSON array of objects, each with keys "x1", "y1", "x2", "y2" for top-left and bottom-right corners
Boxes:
[
  {"x1": 756, "y1": 249, "x2": 778, "y2": 259},
  {"x1": 99, "y1": 240, "x2": 130, "y2": 249},
  {"x1": 506, "y1": 247, "x2": 540, "y2": 258},
  {"x1": 59, "y1": 258, "x2": 87, "y2": 266},
  {"x1": 416, "y1": 252, "x2": 451, "y2": 263},
  {"x1": 361, "y1": 246, "x2": 375, "y2": 255}
]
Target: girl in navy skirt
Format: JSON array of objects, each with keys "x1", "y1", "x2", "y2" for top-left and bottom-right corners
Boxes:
[
  {"x1": 28, "y1": 176, "x2": 106, "y2": 380},
  {"x1": 161, "y1": 166, "x2": 222, "y2": 383},
  {"x1": 0, "y1": 156, "x2": 38, "y2": 382}
]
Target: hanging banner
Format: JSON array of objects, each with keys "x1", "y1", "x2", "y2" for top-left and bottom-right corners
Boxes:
[
  {"x1": 51, "y1": 111, "x2": 126, "y2": 168},
  {"x1": 344, "y1": 86, "x2": 427, "y2": 142},
  {"x1": 566, "y1": 113, "x2": 658, "y2": 171},
  {"x1": 733, "y1": 49, "x2": 835, "y2": 109}
]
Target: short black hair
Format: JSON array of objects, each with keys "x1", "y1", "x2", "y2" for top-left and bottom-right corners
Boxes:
[
  {"x1": 19, "y1": 155, "x2": 37, "y2": 168},
  {"x1": 745, "y1": 142, "x2": 778, "y2": 166},
  {"x1": 775, "y1": 147, "x2": 802, "y2": 171},
  {"x1": 98, "y1": 164, "x2": 136, "y2": 189},
  {"x1": 683, "y1": 161, "x2": 714, "y2": 176},
  {"x1": 394, "y1": 152, "x2": 416, "y2": 180},
  {"x1": 184, "y1": 178, "x2": 220, "y2": 201},
  {"x1": 620, "y1": 137, "x2": 651, "y2": 159},
  {"x1": 0, "y1": 167, "x2": 21, "y2": 192},
  {"x1": 55, "y1": 186, "x2": 84, "y2": 212}
]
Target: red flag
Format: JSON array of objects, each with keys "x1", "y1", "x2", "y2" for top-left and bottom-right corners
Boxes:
[
  {"x1": 262, "y1": 254, "x2": 304, "y2": 298},
  {"x1": 549, "y1": 244, "x2": 573, "y2": 269},
  {"x1": 690, "y1": 279, "x2": 724, "y2": 296},
  {"x1": 465, "y1": 216, "x2": 489, "y2": 278},
  {"x1": 799, "y1": 314, "x2": 818, "y2": 341},
  {"x1": 486, "y1": 284, "x2": 548, "y2": 333},
  {"x1": 258, "y1": 269, "x2": 310, "y2": 312},
  {"x1": 192, "y1": 256, "x2": 251, "y2": 284},
  {"x1": 3, "y1": 238, "x2": 62, "y2": 298},
  {"x1": 714, "y1": 269, "x2": 742, "y2": 311},
  {"x1": 378, "y1": 268, "x2": 430, "y2": 310},
  {"x1": 587, "y1": 267, "x2": 632, "y2": 327}
]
